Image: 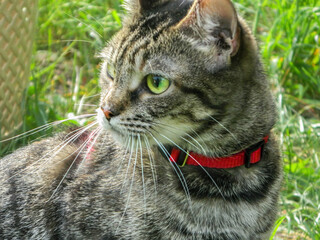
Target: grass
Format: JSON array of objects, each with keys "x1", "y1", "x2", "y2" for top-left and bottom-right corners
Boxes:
[{"x1": 1, "y1": 0, "x2": 319, "y2": 239}]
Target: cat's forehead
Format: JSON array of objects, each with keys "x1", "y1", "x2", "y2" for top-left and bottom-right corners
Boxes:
[
  {"x1": 103, "y1": 43, "x2": 182, "y2": 76},
  {"x1": 103, "y1": 21, "x2": 181, "y2": 72}
]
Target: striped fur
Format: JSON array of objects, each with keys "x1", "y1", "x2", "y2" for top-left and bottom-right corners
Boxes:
[{"x1": 0, "y1": 0, "x2": 282, "y2": 239}]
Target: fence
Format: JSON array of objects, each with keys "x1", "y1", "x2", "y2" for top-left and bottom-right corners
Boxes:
[{"x1": 0, "y1": 0, "x2": 38, "y2": 139}]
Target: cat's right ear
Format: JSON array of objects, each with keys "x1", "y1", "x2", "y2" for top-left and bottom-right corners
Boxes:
[
  {"x1": 175, "y1": 0, "x2": 241, "y2": 58},
  {"x1": 123, "y1": 0, "x2": 170, "y2": 13}
]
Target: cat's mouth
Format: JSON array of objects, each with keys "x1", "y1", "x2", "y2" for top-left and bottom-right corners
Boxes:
[
  {"x1": 111, "y1": 126, "x2": 146, "y2": 137},
  {"x1": 96, "y1": 108, "x2": 148, "y2": 140}
]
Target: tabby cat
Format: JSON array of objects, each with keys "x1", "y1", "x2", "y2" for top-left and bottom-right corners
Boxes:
[{"x1": 0, "y1": 0, "x2": 282, "y2": 239}]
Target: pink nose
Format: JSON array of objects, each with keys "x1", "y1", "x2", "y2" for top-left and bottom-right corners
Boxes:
[{"x1": 101, "y1": 107, "x2": 113, "y2": 120}]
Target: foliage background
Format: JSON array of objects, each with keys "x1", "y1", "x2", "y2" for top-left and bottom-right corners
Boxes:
[{"x1": 0, "y1": 0, "x2": 319, "y2": 239}]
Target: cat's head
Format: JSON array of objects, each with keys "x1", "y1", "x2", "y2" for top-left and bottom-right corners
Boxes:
[{"x1": 98, "y1": 0, "x2": 276, "y2": 156}]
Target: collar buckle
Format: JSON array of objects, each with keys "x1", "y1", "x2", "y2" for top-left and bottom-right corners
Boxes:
[
  {"x1": 244, "y1": 140, "x2": 265, "y2": 168},
  {"x1": 177, "y1": 150, "x2": 189, "y2": 167}
]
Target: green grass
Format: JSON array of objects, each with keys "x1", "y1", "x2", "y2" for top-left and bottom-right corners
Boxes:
[{"x1": 1, "y1": 0, "x2": 319, "y2": 239}]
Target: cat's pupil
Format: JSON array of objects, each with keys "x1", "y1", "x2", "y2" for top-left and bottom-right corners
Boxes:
[{"x1": 153, "y1": 76, "x2": 162, "y2": 88}]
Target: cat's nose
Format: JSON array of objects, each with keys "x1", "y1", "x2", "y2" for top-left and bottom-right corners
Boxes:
[{"x1": 101, "y1": 106, "x2": 117, "y2": 121}]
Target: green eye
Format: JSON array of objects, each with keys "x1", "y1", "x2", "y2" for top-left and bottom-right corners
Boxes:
[
  {"x1": 146, "y1": 75, "x2": 170, "y2": 95},
  {"x1": 107, "y1": 64, "x2": 116, "y2": 80}
]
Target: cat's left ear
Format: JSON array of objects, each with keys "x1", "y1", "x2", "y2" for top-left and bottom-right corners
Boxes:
[
  {"x1": 124, "y1": 0, "x2": 170, "y2": 13},
  {"x1": 175, "y1": 0, "x2": 241, "y2": 57}
]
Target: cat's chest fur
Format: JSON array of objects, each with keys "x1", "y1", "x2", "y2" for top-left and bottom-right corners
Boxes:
[
  {"x1": 6, "y1": 134, "x2": 278, "y2": 239},
  {"x1": 0, "y1": 132, "x2": 281, "y2": 239}
]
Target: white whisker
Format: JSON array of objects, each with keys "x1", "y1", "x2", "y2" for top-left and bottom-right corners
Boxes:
[
  {"x1": 189, "y1": 128, "x2": 209, "y2": 155},
  {"x1": 138, "y1": 134, "x2": 147, "y2": 216},
  {"x1": 180, "y1": 136, "x2": 202, "y2": 152},
  {"x1": 149, "y1": 133, "x2": 197, "y2": 222},
  {"x1": 116, "y1": 136, "x2": 131, "y2": 175},
  {"x1": 121, "y1": 134, "x2": 134, "y2": 193},
  {"x1": 153, "y1": 121, "x2": 208, "y2": 154},
  {"x1": 148, "y1": 132, "x2": 192, "y2": 204},
  {"x1": 143, "y1": 135, "x2": 157, "y2": 196},
  {"x1": 0, "y1": 114, "x2": 96, "y2": 143},
  {"x1": 117, "y1": 135, "x2": 138, "y2": 233},
  {"x1": 3, "y1": 122, "x2": 98, "y2": 183},
  {"x1": 205, "y1": 113, "x2": 242, "y2": 149},
  {"x1": 48, "y1": 127, "x2": 102, "y2": 201},
  {"x1": 159, "y1": 133, "x2": 226, "y2": 201},
  {"x1": 76, "y1": 126, "x2": 104, "y2": 173}
]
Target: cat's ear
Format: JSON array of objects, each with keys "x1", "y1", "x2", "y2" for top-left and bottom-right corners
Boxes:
[
  {"x1": 176, "y1": 0, "x2": 241, "y2": 57},
  {"x1": 123, "y1": 0, "x2": 170, "y2": 13},
  {"x1": 138, "y1": 0, "x2": 170, "y2": 11}
]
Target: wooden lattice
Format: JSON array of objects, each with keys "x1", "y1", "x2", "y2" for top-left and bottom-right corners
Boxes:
[{"x1": 0, "y1": 0, "x2": 38, "y2": 139}]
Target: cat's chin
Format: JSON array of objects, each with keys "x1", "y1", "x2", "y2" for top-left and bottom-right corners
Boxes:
[
  {"x1": 96, "y1": 108, "x2": 109, "y2": 128},
  {"x1": 108, "y1": 129, "x2": 127, "y2": 145}
]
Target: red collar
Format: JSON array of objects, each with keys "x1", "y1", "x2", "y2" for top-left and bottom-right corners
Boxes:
[{"x1": 167, "y1": 136, "x2": 269, "y2": 169}]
